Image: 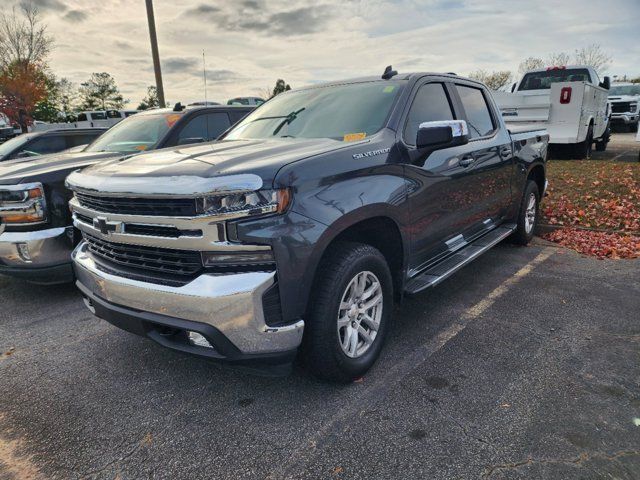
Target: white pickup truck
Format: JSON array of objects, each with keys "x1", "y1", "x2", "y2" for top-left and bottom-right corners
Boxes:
[
  {"x1": 494, "y1": 65, "x2": 611, "y2": 157},
  {"x1": 608, "y1": 82, "x2": 640, "y2": 132},
  {"x1": 31, "y1": 110, "x2": 138, "y2": 132}
]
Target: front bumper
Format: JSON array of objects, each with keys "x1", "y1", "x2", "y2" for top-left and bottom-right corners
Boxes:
[
  {"x1": 72, "y1": 241, "x2": 304, "y2": 360},
  {"x1": 0, "y1": 226, "x2": 75, "y2": 284},
  {"x1": 610, "y1": 114, "x2": 638, "y2": 125}
]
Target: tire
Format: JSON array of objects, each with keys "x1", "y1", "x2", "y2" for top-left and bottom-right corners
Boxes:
[
  {"x1": 573, "y1": 124, "x2": 593, "y2": 159},
  {"x1": 595, "y1": 140, "x2": 607, "y2": 152},
  {"x1": 303, "y1": 241, "x2": 393, "y2": 383},
  {"x1": 511, "y1": 180, "x2": 540, "y2": 245}
]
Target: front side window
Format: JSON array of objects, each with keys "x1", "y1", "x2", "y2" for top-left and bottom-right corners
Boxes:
[
  {"x1": 456, "y1": 85, "x2": 495, "y2": 139},
  {"x1": 225, "y1": 80, "x2": 404, "y2": 141},
  {"x1": 206, "y1": 113, "x2": 231, "y2": 139},
  {"x1": 15, "y1": 135, "x2": 66, "y2": 157},
  {"x1": 404, "y1": 83, "x2": 454, "y2": 145},
  {"x1": 177, "y1": 115, "x2": 207, "y2": 143},
  {"x1": 84, "y1": 113, "x2": 181, "y2": 153}
]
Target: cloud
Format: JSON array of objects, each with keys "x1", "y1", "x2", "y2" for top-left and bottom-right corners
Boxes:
[
  {"x1": 184, "y1": 3, "x2": 334, "y2": 36},
  {"x1": 29, "y1": 0, "x2": 66, "y2": 11},
  {"x1": 114, "y1": 40, "x2": 134, "y2": 50},
  {"x1": 162, "y1": 57, "x2": 199, "y2": 73},
  {"x1": 62, "y1": 9, "x2": 87, "y2": 23}
]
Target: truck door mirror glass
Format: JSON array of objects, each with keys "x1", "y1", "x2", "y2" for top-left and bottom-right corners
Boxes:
[
  {"x1": 416, "y1": 120, "x2": 469, "y2": 150},
  {"x1": 177, "y1": 137, "x2": 206, "y2": 146},
  {"x1": 600, "y1": 76, "x2": 611, "y2": 90}
]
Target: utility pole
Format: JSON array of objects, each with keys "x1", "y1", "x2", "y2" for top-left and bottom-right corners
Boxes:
[{"x1": 145, "y1": 0, "x2": 166, "y2": 108}]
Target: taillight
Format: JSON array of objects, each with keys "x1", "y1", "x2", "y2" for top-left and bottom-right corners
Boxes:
[{"x1": 560, "y1": 86, "x2": 572, "y2": 104}]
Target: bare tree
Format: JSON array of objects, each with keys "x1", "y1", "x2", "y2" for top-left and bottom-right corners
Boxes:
[
  {"x1": 518, "y1": 57, "x2": 544, "y2": 75},
  {"x1": 468, "y1": 70, "x2": 512, "y2": 90},
  {"x1": 546, "y1": 51, "x2": 571, "y2": 67},
  {"x1": 574, "y1": 44, "x2": 611, "y2": 73},
  {"x1": 0, "y1": 3, "x2": 53, "y2": 70}
]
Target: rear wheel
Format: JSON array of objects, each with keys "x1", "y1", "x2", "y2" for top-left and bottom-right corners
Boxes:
[
  {"x1": 303, "y1": 242, "x2": 393, "y2": 383},
  {"x1": 573, "y1": 124, "x2": 593, "y2": 159},
  {"x1": 511, "y1": 180, "x2": 540, "y2": 245}
]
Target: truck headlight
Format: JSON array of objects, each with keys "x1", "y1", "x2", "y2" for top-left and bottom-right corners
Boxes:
[
  {"x1": 0, "y1": 183, "x2": 47, "y2": 225},
  {"x1": 630, "y1": 102, "x2": 638, "y2": 113},
  {"x1": 195, "y1": 188, "x2": 290, "y2": 218}
]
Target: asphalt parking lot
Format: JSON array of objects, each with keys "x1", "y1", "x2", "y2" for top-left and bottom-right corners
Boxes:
[
  {"x1": 592, "y1": 132, "x2": 639, "y2": 162},
  {"x1": 1, "y1": 240, "x2": 639, "y2": 480}
]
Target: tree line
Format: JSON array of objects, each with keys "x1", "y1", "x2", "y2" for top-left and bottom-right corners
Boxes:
[
  {"x1": 0, "y1": 5, "x2": 130, "y2": 130},
  {"x1": 468, "y1": 44, "x2": 639, "y2": 90}
]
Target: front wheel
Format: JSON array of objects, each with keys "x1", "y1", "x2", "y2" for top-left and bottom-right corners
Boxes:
[
  {"x1": 303, "y1": 242, "x2": 393, "y2": 383},
  {"x1": 511, "y1": 180, "x2": 540, "y2": 245}
]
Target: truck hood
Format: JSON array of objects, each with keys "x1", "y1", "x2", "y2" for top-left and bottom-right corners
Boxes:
[
  {"x1": 608, "y1": 95, "x2": 639, "y2": 102},
  {"x1": 79, "y1": 138, "x2": 352, "y2": 186},
  {"x1": 0, "y1": 150, "x2": 122, "y2": 185}
]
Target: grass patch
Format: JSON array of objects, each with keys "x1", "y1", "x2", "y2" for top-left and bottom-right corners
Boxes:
[{"x1": 541, "y1": 160, "x2": 640, "y2": 258}]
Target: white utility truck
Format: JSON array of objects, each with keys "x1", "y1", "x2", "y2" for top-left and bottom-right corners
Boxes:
[
  {"x1": 31, "y1": 110, "x2": 138, "y2": 132},
  {"x1": 494, "y1": 66, "x2": 611, "y2": 157}
]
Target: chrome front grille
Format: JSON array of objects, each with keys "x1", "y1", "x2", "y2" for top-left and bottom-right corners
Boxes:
[{"x1": 76, "y1": 192, "x2": 198, "y2": 217}]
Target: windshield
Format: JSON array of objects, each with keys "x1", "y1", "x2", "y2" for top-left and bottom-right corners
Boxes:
[
  {"x1": 84, "y1": 113, "x2": 181, "y2": 153},
  {"x1": 609, "y1": 85, "x2": 640, "y2": 96},
  {"x1": 225, "y1": 80, "x2": 403, "y2": 141},
  {"x1": 518, "y1": 69, "x2": 591, "y2": 91},
  {"x1": 0, "y1": 134, "x2": 34, "y2": 158}
]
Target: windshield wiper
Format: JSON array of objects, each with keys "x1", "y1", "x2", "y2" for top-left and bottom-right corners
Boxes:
[{"x1": 273, "y1": 108, "x2": 305, "y2": 136}]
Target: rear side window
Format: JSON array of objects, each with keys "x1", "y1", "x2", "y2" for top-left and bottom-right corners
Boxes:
[
  {"x1": 228, "y1": 109, "x2": 250, "y2": 124},
  {"x1": 404, "y1": 83, "x2": 454, "y2": 145},
  {"x1": 206, "y1": 113, "x2": 231, "y2": 139},
  {"x1": 66, "y1": 133, "x2": 101, "y2": 149},
  {"x1": 456, "y1": 85, "x2": 495, "y2": 139}
]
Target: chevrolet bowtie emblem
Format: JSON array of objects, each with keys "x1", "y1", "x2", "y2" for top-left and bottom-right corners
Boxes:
[{"x1": 93, "y1": 216, "x2": 123, "y2": 235}]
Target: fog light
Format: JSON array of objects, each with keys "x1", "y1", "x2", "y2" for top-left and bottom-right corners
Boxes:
[
  {"x1": 187, "y1": 331, "x2": 213, "y2": 348},
  {"x1": 16, "y1": 243, "x2": 31, "y2": 262}
]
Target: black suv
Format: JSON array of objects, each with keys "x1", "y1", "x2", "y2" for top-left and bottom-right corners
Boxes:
[
  {"x1": 0, "y1": 105, "x2": 253, "y2": 284},
  {"x1": 0, "y1": 128, "x2": 107, "y2": 162}
]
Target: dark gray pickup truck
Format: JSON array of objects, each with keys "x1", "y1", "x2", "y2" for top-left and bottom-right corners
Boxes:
[{"x1": 66, "y1": 68, "x2": 548, "y2": 381}]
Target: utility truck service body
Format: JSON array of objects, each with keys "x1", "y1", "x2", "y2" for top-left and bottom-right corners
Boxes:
[{"x1": 494, "y1": 66, "x2": 610, "y2": 156}]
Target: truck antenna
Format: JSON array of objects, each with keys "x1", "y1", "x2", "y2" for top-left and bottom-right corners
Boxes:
[
  {"x1": 382, "y1": 65, "x2": 398, "y2": 80},
  {"x1": 203, "y1": 49, "x2": 208, "y2": 104}
]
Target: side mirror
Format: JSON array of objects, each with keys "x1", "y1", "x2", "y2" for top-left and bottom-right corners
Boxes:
[
  {"x1": 600, "y1": 76, "x2": 611, "y2": 90},
  {"x1": 14, "y1": 150, "x2": 36, "y2": 159},
  {"x1": 416, "y1": 120, "x2": 469, "y2": 150},
  {"x1": 177, "y1": 137, "x2": 206, "y2": 146}
]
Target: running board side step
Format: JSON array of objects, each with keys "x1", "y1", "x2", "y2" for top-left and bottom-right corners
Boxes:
[{"x1": 404, "y1": 224, "x2": 516, "y2": 295}]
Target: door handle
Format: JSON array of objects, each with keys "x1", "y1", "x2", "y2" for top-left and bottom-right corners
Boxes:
[{"x1": 459, "y1": 156, "x2": 474, "y2": 167}]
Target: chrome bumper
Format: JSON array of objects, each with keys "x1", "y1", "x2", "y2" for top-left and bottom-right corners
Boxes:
[
  {"x1": 0, "y1": 226, "x2": 74, "y2": 268},
  {"x1": 72, "y1": 241, "x2": 304, "y2": 355}
]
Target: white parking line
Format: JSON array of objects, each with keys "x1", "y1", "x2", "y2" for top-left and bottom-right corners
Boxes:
[{"x1": 269, "y1": 247, "x2": 556, "y2": 479}]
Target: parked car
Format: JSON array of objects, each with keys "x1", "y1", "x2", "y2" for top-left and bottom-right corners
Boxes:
[
  {"x1": 608, "y1": 83, "x2": 640, "y2": 132},
  {"x1": 0, "y1": 105, "x2": 253, "y2": 284},
  {"x1": 227, "y1": 97, "x2": 265, "y2": 106},
  {"x1": 0, "y1": 128, "x2": 106, "y2": 162},
  {"x1": 493, "y1": 65, "x2": 610, "y2": 156},
  {"x1": 66, "y1": 68, "x2": 549, "y2": 381},
  {"x1": 0, "y1": 113, "x2": 17, "y2": 142}
]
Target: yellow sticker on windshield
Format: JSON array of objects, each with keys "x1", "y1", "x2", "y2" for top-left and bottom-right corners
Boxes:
[
  {"x1": 344, "y1": 132, "x2": 367, "y2": 142},
  {"x1": 383, "y1": 86, "x2": 395, "y2": 93},
  {"x1": 134, "y1": 145, "x2": 148, "y2": 151}
]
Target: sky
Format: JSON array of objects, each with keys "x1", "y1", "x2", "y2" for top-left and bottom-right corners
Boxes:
[{"x1": 11, "y1": 0, "x2": 640, "y2": 106}]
